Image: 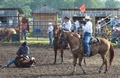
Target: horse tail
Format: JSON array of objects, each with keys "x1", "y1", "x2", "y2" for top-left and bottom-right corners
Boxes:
[{"x1": 109, "y1": 43, "x2": 114, "y2": 66}]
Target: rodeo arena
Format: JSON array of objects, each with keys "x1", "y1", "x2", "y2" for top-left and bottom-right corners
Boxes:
[{"x1": 0, "y1": 5, "x2": 120, "y2": 78}]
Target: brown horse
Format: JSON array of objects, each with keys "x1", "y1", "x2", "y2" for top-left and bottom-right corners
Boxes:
[
  {"x1": 59, "y1": 31, "x2": 114, "y2": 74},
  {"x1": 14, "y1": 56, "x2": 36, "y2": 67},
  {"x1": 53, "y1": 25, "x2": 68, "y2": 64},
  {"x1": 2, "y1": 28, "x2": 17, "y2": 42}
]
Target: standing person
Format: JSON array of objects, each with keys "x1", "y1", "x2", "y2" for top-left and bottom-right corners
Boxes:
[
  {"x1": 75, "y1": 20, "x2": 80, "y2": 29},
  {"x1": 96, "y1": 21, "x2": 101, "y2": 36},
  {"x1": 100, "y1": 18, "x2": 106, "y2": 33},
  {"x1": 61, "y1": 16, "x2": 72, "y2": 32},
  {"x1": 4, "y1": 42, "x2": 30, "y2": 67},
  {"x1": 110, "y1": 16, "x2": 118, "y2": 28},
  {"x1": 82, "y1": 16, "x2": 92, "y2": 57},
  {"x1": 47, "y1": 22, "x2": 53, "y2": 46},
  {"x1": 0, "y1": 21, "x2": 2, "y2": 26},
  {"x1": 22, "y1": 23, "x2": 27, "y2": 40}
]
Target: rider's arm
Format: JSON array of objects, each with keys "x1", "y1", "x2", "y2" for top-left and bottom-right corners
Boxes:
[{"x1": 16, "y1": 46, "x2": 22, "y2": 56}]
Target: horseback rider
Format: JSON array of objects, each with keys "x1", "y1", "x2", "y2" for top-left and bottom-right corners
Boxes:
[
  {"x1": 61, "y1": 16, "x2": 72, "y2": 32},
  {"x1": 4, "y1": 42, "x2": 30, "y2": 67},
  {"x1": 82, "y1": 16, "x2": 93, "y2": 57}
]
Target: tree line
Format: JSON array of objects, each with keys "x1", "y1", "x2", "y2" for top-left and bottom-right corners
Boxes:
[{"x1": 0, "y1": 0, "x2": 120, "y2": 17}]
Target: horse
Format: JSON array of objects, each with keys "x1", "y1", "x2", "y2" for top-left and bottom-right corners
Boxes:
[
  {"x1": 53, "y1": 25, "x2": 68, "y2": 64},
  {"x1": 14, "y1": 56, "x2": 36, "y2": 67},
  {"x1": 2, "y1": 28, "x2": 17, "y2": 42},
  {"x1": 59, "y1": 30, "x2": 114, "y2": 74}
]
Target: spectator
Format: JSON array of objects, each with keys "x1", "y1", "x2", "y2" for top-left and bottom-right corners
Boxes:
[
  {"x1": 0, "y1": 21, "x2": 2, "y2": 26},
  {"x1": 110, "y1": 16, "x2": 118, "y2": 28},
  {"x1": 22, "y1": 23, "x2": 28, "y2": 41},
  {"x1": 111, "y1": 24, "x2": 120, "y2": 43},
  {"x1": 47, "y1": 22, "x2": 53, "y2": 46}
]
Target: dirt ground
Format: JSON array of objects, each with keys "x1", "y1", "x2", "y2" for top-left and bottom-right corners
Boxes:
[{"x1": 0, "y1": 44, "x2": 120, "y2": 78}]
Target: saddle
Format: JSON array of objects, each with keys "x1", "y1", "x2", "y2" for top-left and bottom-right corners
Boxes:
[{"x1": 89, "y1": 37, "x2": 100, "y2": 45}]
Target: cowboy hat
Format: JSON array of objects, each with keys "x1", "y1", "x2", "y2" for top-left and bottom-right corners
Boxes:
[
  {"x1": 85, "y1": 16, "x2": 91, "y2": 19},
  {"x1": 100, "y1": 18, "x2": 104, "y2": 21},
  {"x1": 64, "y1": 16, "x2": 70, "y2": 20},
  {"x1": 48, "y1": 22, "x2": 52, "y2": 25},
  {"x1": 22, "y1": 42, "x2": 27, "y2": 46},
  {"x1": 114, "y1": 16, "x2": 118, "y2": 18}
]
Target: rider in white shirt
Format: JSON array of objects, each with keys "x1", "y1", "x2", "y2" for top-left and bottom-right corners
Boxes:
[
  {"x1": 61, "y1": 17, "x2": 72, "y2": 32},
  {"x1": 82, "y1": 16, "x2": 93, "y2": 57}
]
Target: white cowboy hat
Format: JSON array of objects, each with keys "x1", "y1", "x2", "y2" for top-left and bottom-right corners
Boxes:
[
  {"x1": 85, "y1": 16, "x2": 91, "y2": 19},
  {"x1": 114, "y1": 16, "x2": 118, "y2": 18},
  {"x1": 101, "y1": 18, "x2": 104, "y2": 21},
  {"x1": 48, "y1": 22, "x2": 52, "y2": 25}
]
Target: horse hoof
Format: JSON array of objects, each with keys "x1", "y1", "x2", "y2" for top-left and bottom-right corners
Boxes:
[
  {"x1": 98, "y1": 71, "x2": 101, "y2": 73},
  {"x1": 104, "y1": 70, "x2": 108, "y2": 74},
  {"x1": 83, "y1": 72, "x2": 86, "y2": 74},
  {"x1": 70, "y1": 72, "x2": 74, "y2": 75},
  {"x1": 104, "y1": 72, "x2": 106, "y2": 73},
  {"x1": 61, "y1": 62, "x2": 64, "y2": 64},
  {"x1": 53, "y1": 62, "x2": 56, "y2": 64}
]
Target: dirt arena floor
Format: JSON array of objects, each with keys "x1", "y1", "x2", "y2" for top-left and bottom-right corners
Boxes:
[{"x1": 0, "y1": 43, "x2": 120, "y2": 78}]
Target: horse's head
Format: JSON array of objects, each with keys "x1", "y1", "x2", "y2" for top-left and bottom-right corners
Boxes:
[{"x1": 53, "y1": 25, "x2": 61, "y2": 38}]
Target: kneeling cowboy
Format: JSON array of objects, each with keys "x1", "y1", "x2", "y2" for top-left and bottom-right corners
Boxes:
[{"x1": 4, "y1": 42, "x2": 30, "y2": 67}]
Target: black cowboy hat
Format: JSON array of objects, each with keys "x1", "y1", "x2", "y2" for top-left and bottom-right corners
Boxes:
[
  {"x1": 64, "y1": 16, "x2": 70, "y2": 20},
  {"x1": 22, "y1": 42, "x2": 27, "y2": 46}
]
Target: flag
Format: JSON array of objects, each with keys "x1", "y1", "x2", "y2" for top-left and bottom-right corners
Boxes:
[{"x1": 79, "y1": 4, "x2": 85, "y2": 12}]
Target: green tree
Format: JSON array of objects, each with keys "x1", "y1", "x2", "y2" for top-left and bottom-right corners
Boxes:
[
  {"x1": 74, "y1": 0, "x2": 105, "y2": 8},
  {"x1": 105, "y1": 0, "x2": 120, "y2": 8},
  {"x1": 2, "y1": 0, "x2": 33, "y2": 16}
]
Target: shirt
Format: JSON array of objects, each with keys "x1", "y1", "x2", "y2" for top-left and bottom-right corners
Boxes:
[
  {"x1": 82, "y1": 21, "x2": 92, "y2": 33},
  {"x1": 48, "y1": 25, "x2": 53, "y2": 32},
  {"x1": 75, "y1": 21, "x2": 80, "y2": 29},
  {"x1": 16, "y1": 46, "x2": 29, "y2": 57},
  {"x1": 22, "y1": 24, "x2": 27, "y2": 30},
  {"x1": 63, "y1": 20, "x2": 72, "y2": 31}
]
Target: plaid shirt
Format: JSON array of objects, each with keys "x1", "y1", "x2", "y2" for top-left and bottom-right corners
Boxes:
[{"x1": 16, "y1": 46, "x2": 29, "y2": 57}]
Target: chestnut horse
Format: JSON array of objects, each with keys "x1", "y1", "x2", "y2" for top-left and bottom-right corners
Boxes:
[
  {"x1": 14, "y1": 56, "x2": 36, "y2": 67},
  {"x1": 53, "y1": 25, "x2": 67, "y2": 64},
  {"x1": 59, "y1": 31, "x2": 114, "y2": 74}
]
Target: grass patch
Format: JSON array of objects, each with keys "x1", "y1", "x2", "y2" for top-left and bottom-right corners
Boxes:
[{"x1": 21, "y1": 37, "x2": 50, "y2": 45}]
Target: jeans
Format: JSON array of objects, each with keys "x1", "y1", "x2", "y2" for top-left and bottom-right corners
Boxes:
[
  {"x1": 84, "y1": 32, "x2": 92, "y2": 55},
  {"x1": 7, "y1": 55, "x2": 30, "y2": 67},
  {"x1": 22, "y1": 30, "x2": 26, "y2": 40},
  {"x1": 49, "y1": 32, "x2": 53, "y2": 45}
]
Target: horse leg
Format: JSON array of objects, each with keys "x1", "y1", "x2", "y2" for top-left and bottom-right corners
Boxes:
[
  {"x1": 60, "y1": 48, "x2": 64, "y2": 64},
  {"x1": 104, "y1": 55, "x2": 108, "y2": 73},
  {"x1": 53, "y1": 49, "x2": 57, "y2": 64},
  {"x1": 70, "y1": 55, "x2": 77, "y2": 75},
  {"x1": 79, "y1": 55, "x2": 86, "y2": 74},
  {"x1": 98, "y1": 54, "x2": 107, "y2": 73}
]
